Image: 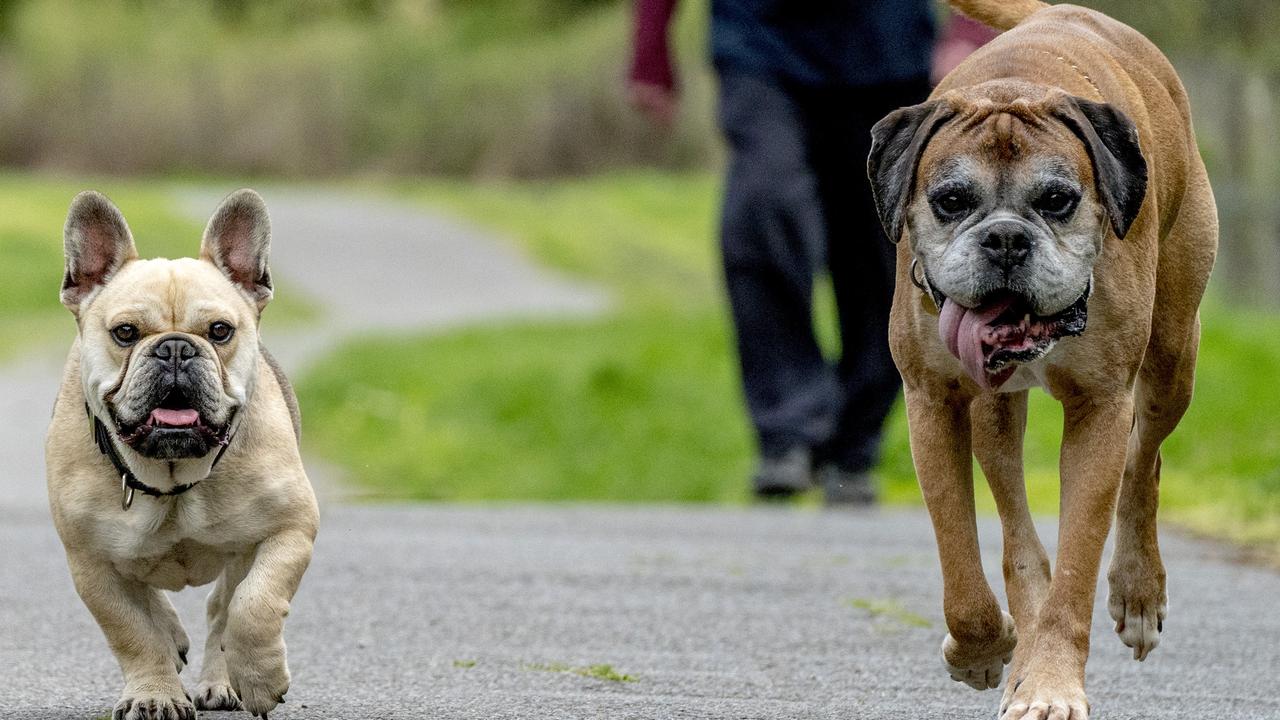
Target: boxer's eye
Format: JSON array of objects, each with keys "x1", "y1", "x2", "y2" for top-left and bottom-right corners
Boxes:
[
  {"x1": 1034, "y1": 189, "x2": 1079, "y2": 219},
  {"x1": 208, "y1": 322, "x2": 235, "y2": 344},
  {"x1": 110, "y1": 324, "x2": 139, "y2": 347},
  {"x1": 930, "y1": 191, "x2": 973, "y2": 221}
]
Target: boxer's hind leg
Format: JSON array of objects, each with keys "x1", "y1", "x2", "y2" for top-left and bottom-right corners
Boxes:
[
  {"x1": 906, "y1": 383, "x2": 1016, "y2": 691},
  {"x1": 1108, "y1": 175, "x2": 1216, "y2": 661},
  {"x1": 972, "y1": 390, "x2": 1050, "y2": 688},
  {"x1": 1107, "y1": 314, "x2": 1199, "y2": 660}
]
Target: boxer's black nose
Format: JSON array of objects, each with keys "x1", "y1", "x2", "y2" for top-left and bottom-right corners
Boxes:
[
  {"x1": 980, "y1": 222, "x2": 1032, "y2": 269},
  {"x1": 153, "y1": 335, "x2": 198, "y2": 365}
]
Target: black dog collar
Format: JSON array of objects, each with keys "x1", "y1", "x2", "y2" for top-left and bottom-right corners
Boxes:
[{"x1": 85, "y1": 404, "x2": 233, "y2": 511}]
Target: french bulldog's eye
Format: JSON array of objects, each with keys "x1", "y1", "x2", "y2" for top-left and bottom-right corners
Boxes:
[
  {"x1": 110, "y1": 324, "x2": 140, "y2": 347},
  {"x1": 1035, "y1": 189, "x2": 1079, "y2": 218},
  {"x1": 208, "y1": 322, "x2": 235, "y2": 343},
  {"x1": 930, "y1": 191, "x2": 973, "y2": 221}
]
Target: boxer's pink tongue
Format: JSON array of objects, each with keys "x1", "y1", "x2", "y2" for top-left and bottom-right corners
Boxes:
[
  {"x1": 937, "y1": 296, "x2": 1018, "y2": 389},
  {"x1": 150, "y1": 408, "x2": 199, "y2": 427}
]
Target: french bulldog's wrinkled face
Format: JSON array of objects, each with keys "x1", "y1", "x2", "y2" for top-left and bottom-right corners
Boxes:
[
  {"x1": 83, "y1": 259, "x2": 259, "y2": 459},
  {"x1": 62, "y1": 190, "x2": 274, "y2": 460},
  {"x1": 869, "y1": 85, "x2": 1148, "y2": 387}
]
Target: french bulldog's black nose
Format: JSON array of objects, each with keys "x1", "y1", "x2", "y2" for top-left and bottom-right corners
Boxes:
[
  {"x1": 980, "y1": 221, "x2": 1032, "y2": 269},
  {"x1": 153, "y1": 335, "x2": 198, "y2": 365}
]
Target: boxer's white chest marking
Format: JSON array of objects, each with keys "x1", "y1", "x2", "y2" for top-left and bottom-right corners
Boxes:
[{"x1": 997, "y1": 356, "x2": 1051, "y2": 393}]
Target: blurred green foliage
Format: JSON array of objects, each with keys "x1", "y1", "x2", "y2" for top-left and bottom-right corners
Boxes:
[
  {"x1": 300, "y1": 173, "x2": 1279, "y2": 550},
  {"x1": 0, "y1": 0, "x2": 715, "y2": 177},
  {"x1": 1087, "y1": 0, "x2": 1280, "y2": 70}
]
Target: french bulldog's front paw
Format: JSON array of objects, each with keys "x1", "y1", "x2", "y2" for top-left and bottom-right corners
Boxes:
[
  {"x1": 193, "y1": 680, "x2": 242, "y2": 711},
  {"x1": 1107, "y1": 556, "x2": 1167, "y2": 661},
  {"x1": 227, "y1": 639, "x2": 290, "y2": 717},
  {"x1": 941, "y1": 611, "x2": 1018, "y2": 690},
  {"x1": 112, "y1": 688, "x2": 196, "y2": 720}
]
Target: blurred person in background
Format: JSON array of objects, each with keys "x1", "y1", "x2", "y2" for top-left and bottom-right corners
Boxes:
[{"x1": 628, "y1": 1, "x2": 938, "y2": 504}]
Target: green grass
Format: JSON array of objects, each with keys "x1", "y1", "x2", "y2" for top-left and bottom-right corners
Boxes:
[
  {"x1": 0, "y1": 173, "x2": 317, "y2": 358},
  {"x1": 298, "y1": 171, "x2": 1280, "y2": 555},
  {"x1": 523, "y1": 662, "x2": 636, "y2": 682},
  {"x1": 302, "y1": 309, "x2": 753, "y2": 502},
  {"x1": 845, "y1": 597, "x2": 933, "y2": 629}
]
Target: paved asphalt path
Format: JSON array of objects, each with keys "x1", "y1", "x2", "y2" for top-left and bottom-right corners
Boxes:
[{"x1": 3, "y1": 189, "x2": 1278, "y2": 719}]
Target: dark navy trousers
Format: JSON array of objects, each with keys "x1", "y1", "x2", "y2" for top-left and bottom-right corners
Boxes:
[{"x1": 717, "y1": 72, "x2": 931, "y2": 471}]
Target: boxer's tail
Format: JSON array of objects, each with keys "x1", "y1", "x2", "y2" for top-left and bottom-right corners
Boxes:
[{"x1": 947, "y1": 0, "x2": 1048, "y2": 31}]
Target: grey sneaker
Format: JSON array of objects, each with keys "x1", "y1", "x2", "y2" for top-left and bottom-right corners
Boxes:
[
  {"x1": 752, "y1": 447, "x2": 814, "y2": 500},
  {"x1": 818, "y1": 465, "x2": 877, "y2": 506}
]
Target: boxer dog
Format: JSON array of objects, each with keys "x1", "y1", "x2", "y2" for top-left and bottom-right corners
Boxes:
[{"x1": 868, "y1": 1, "x2": 1216, "y2": 718}]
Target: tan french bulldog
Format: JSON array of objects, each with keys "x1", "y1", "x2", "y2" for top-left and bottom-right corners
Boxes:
[
  {"x1": 869, "y1": 1, "x2": 1216, "y2": 719},
  {"x1": 45, "y1": 189, "x2": 318, "y2": 720}
]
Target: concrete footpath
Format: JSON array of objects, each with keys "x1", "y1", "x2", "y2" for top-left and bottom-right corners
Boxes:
[
  {"x1": 2, "y1": 189, "x2": 1277, "y2": 719},
  {"x1": 4, "y1": 505, "x2": 1279, "y2": 719}
]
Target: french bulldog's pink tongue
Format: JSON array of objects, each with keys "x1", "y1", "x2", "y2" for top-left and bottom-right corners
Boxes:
[
  {"x1": 150, "y1": 408, "x2": 199, "y2": 427},
  {"x1": 938, "y1": 296, "x2": 1018, "y2": 390}
]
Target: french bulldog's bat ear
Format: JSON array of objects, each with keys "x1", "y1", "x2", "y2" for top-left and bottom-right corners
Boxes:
[
  {"x1": 1054, "y1": 96, "x2": 1148, "y2": 238},
  {"x1": 61, "y1": 191, "x2": 138, "y2": 314},
  {"x1": 868, "y1": 100, "x2": 956, "y2": 244},
  {"x1": 201, "y1": 189, "x2": 273, "y2": 311}
]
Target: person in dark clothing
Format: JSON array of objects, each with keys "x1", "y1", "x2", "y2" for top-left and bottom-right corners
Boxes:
[{"x1": 629, "y1": 0, "x2": 936, "y2": 503}]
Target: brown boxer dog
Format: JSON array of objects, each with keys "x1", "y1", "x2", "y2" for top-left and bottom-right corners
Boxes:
[{"x1": 867, "y1": 1, "x2": 1216, "y2": 718}]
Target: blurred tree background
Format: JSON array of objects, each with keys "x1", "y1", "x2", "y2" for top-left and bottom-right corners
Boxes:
[
  {"x1": 0, "y1": 0, "x2": 1272, "y2": 301},
  {"x1": 0, "y1": 0, "x2": 715, "y2": 176}
]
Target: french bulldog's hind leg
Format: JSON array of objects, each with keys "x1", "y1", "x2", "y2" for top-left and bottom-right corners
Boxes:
[
  {"x1": 194, "y1": 559, "x2": 251, "y2": 711},
  {"x1": 65, "y1": 555, "x2": 194, "y2": 720},
  {"x1": 147, "y1": 592, "x2": 190, "y2": 673}
]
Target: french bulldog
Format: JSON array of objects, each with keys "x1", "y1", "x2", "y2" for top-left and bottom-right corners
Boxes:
[{"x1": 45, "y1": 189, "x2": 318, "y2": 720}]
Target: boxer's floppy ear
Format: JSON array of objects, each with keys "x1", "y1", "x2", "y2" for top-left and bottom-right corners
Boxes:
[
  {"x1": 868, "y1": 100, "x2": 956, "y2": 244},
  {"x1": 61, "y1": 191, "x2": 138, "y2": 314},
  {"x1": 200, "y1": 189, "x2": 273, "y2": 311},
  {"x1": 1054, "y1": 96, "x2": 1148, "y2": 238}
]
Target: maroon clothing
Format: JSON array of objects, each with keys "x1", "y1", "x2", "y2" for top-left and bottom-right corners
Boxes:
[
  {"x1": 939, "y1": 14, "x2": 999, "y2": 48},
  {"x1": 630, "y1": 0, "x2": 678, "y2": 89}
]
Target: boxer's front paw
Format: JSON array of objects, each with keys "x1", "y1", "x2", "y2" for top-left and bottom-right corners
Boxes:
[
  {"x1": 227, "y1": 636, "x2": 290, "y2": 718},
  {"x1": 942, "y1": 611, "x2": 1018, "y2": 690},
  {"x1": 1107, "y1": 549, "x2": 1167, "y2": 661},
  {"x1": 999, "y1": 662, "x2": 1089, "y2": 720}
]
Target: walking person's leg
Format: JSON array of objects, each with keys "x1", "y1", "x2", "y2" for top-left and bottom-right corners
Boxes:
[
  {"x1": 717, "y1": 72, "x2": 838, "y2": 498},
  {"x1": 809, "y1": 77, "x2": 933, "y2": 504}
]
